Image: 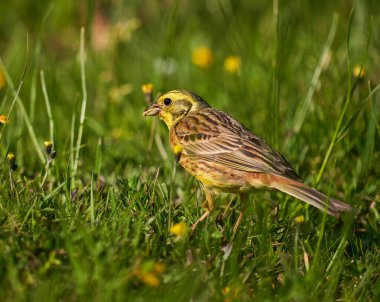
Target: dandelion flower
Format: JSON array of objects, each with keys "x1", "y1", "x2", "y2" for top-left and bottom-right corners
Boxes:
[
  {"x1": 222, "y1": 285, "x2": 240, "y2": 302},
  {"x1": 134, "y1": 260, "x2": 165, "y2": 287},
  {"x1": 44, "y1": 141, "x2": 53, "y2": 154},
  {"x1": 154, "y1": 262, "x2": 165, "y2": 274},
  {"x1": 142, "y1": 83, "x2": 154, "y2": 105},
  {"x1": 192, "y1": 46, "x2": 213, "y2": 69},
  {"x1": 0, "y1": 115, "x2": 10, "y2": 124},
  {"x1": 7, "y1": 152, "x2": 18, "y2": 171},
  {"x1": 353, "y1": 65, "x2": 365, "y2": 80},
  {"x1": 139, "y1": 272, "x2": 160, "y2": 287},
  {"x1": 224, "y1": 56, "x2": 241, "y2": 74},
  {"x1": 7, "y1": 152, "x2": 15, "y2": 163},
  {"x1": 142, "y1": 83, "x2": 154, "y2": 95},
  {"x1": 170, "y1": 221, "x2": 188, "y2": 237},
  {"x1": 295, "y1": 215, "x2": 305, "y2": 224}
]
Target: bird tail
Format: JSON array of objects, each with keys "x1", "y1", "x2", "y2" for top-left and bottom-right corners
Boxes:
[{"x1": 270, "y1": 177, "x2": 352, "y2": 217}]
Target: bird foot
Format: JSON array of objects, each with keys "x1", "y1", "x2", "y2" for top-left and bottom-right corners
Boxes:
[
  {"x1": 191, "y1": 210, "x2": 211, "y2": 232},
  {"x1": 232, "y1": 211, "x2": 244, "y2": 235},
  {"x1": 222, "y1": 197, "x2": 235, "y2": 219}
]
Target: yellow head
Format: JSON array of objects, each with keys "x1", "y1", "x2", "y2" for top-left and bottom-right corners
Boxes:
[{"x1": 143, "y1": 90, "x2": 210, "y2": 129}]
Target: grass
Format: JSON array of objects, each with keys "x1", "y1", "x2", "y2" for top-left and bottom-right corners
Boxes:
[{"x1": 0, "y1": 1, "x2": 379, "y2": 301}]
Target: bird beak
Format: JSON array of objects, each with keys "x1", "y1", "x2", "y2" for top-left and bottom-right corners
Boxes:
[{"x1": 143, "y1": 103, "x2": 161, "y2": 116}]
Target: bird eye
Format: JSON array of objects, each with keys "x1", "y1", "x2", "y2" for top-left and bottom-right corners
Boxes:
[{"x1": 163, "y1": 98, "x2": 172, "y2": 106}]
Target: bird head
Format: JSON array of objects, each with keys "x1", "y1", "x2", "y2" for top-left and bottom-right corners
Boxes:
[{"x1": 143, "y1": 90, "x2": 210, "y2": 128}]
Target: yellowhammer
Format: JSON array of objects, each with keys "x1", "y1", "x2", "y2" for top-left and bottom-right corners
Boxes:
[{"x1": 144, "y1": 90, "x2": 352, "y2": 232}]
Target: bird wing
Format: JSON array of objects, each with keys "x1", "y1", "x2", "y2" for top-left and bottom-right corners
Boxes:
[{"x1": 173, "y1": 109, "x2": 300, "y2": 180}]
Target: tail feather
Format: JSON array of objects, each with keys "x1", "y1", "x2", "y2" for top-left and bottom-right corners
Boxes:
[{"x1": 271, "y1": 178, "x2": 352, "y2": 217}]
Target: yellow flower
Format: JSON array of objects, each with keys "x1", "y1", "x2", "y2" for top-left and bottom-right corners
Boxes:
[
  {"x1": 0, "y1": 70, "x2": 6, "y2": 89},
  {"x1": 222, "y1": 286, "x2": 231, "y2": 295},
  {"x1": 353, "y1": 65, "x2": 365, "y2": 80},
  {"x1": 7, "y1": 153, "x2": 15, "y2": 163},
  {"x1": 44, "y1": 141, "x2": 53, "y2": 154},
  {"x1": 154, "y1": 262, "x2": 165, "y2": 274},
  {"x1": 295, "y1": 215, "x2": 305, "y2": 224},
  {"x1": 139, "y1": 272, "x2": 160, "y2": 287},
  {"x1": 134, "y1": 260, "x2": 165, "y2": 287},
  {"x1": 142, "y1": 83, "x2": 154, "y2": 95},
  {"x1": 224, "y1": 56, "x2": 241, "y2": 74},
  {"x1": 7, "y1": 152, "x2": 18, "y2": 171},
  {"x1": 222, "y1": 285, "x2": 240, "y2": 302},
  {"x1": 0, "y1": 115, "x2": 10, "y2": 124},
  {"x1": 170, "y1": 221, "x2": 188, "y2": 237},
  {"x1": 142, "y1": 83, "x2": 154, "y2": 105},
  {"x1": 192, "y1": 46, "x2": 213, "y2": 69}
]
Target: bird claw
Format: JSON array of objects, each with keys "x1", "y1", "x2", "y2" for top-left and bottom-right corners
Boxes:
[
  {"x1": 232, "y1": 211, "x2": 244, "y2": 235},
  {"x1": 191, "y1": 210, "x2": 210, "y2": 232}
]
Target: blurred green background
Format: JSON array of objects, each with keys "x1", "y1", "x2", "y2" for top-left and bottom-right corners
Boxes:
[
  {"x1": 0, "y1": 0, "x2": 379, "y2": 301},
  {"x1": 1, "y1": 0, "x2": 378, "y2": 176}
]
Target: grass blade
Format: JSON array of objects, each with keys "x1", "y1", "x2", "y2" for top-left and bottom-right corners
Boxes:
[
  {"x1": 0, "y1": 47, "x2": 45, "y2": 163},
  {"x1": 72, "y1": 27, "x2": 88, "y2": 179},
  {"x1": 40, "y1": 70, "x2": 55, "y2": 144},
  {"x1": 293, "y1": 14, "x2": 338, "y2": 134}
]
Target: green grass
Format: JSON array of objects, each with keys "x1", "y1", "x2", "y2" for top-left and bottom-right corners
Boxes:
[{"x1": 1, "y1": 1, "x2": 379, "y2": 301}]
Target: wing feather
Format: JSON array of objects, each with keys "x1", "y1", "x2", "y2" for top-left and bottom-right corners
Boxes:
[{"x1": 173, "y1": 109, "x2": 300, "y2": 180}]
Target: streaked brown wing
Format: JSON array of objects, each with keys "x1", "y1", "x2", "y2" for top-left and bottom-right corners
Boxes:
[{"x1": 174, "y1": 108, "x2": 300, "y2": 180}]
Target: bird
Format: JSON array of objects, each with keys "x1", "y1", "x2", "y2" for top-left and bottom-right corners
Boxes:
[{"x1": 143, "y1": 90, "x2": 352, "y2": 232}]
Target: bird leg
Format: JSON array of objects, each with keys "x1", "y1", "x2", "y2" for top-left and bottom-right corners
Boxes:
[
  {"x1": 203, "y1": 185, "x2": 215, "y2": 211},
  {"x1": 222, "y1": 197, "x2": 236, "y2": 219},
  {"x1": 232, "y1": 194, "x2": 248, "y2": 235},
  {"x1": 191, "y1": 210, "x2": 210, "y2": 231},
  {"x1": 191, "y1": 185, "x2": 214, "y2": 231}
]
